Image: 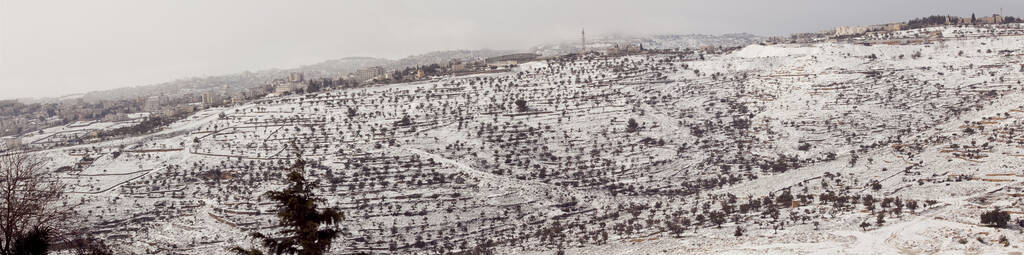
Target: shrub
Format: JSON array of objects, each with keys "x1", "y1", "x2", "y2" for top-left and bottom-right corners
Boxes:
[{"x1": 980, "y1": 208, "x2": 1010, "y2": 228}]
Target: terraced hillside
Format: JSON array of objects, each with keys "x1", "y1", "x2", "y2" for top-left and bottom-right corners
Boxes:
[{"x1": 38, "y1": 24, "x2": 1024, "y2": 254}]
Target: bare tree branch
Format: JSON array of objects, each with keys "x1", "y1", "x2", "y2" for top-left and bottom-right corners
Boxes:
[{"x1": 0, "y1": 151, "x2": 75, "y2": 254}]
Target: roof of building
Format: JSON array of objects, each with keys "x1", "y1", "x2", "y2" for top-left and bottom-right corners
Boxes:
[{"x1": 485, "y1": 53, "x2": 541, "y2": 63}]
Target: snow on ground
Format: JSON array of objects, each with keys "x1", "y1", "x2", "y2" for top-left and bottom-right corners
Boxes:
[{"x1": 20, "y1": 24, "x2": 1024, "y2": 254}]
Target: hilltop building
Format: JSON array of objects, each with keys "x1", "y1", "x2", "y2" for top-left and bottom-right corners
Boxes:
[
  {"x1": 485, "y1": 53, "x2": 540, "y2": 68},
  {"x1": 143, "y1": 95, "x2": 164, "y2": 112},
  {"x1": 352, "y1": 66, "x2": 386, "y2": 83},
  {"x1": 448, "y1": 59, "x2": 485, "y2": 73},
  {"x1": 270, "y1": 77, "x2": 309, "y2": 96},
  {"x1": 975, "y1": 14, "x2": 1005, "y2": 24},
  {"x1": 834, "y1": 23, "x2": 906, "y2": 36},
  {"x1": 288, "y1": 72, "x2": 305, "y2": 82},
  {"x1": 201, "y1": 92, "x2": 225, "y2": 106},
  {"x1": 605, "y1": 44, "x2": 645, "y2": 56}
]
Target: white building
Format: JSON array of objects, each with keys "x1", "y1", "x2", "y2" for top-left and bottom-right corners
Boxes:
[
  {"x1": 271, "y1": 82, "x2": 309, "y2": 96},
  {"x1": 353, "y1": 67, "x2": 386, "y2": 83}
]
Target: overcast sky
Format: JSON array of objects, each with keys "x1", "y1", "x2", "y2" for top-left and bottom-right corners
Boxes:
[{"x1": 2, "y1": 0, "x2": 1021, "y2": 100}]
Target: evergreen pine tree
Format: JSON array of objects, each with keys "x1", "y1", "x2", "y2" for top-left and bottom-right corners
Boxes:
[{"x1": 232, "y1": 151, "x2": 344, "y2": 255}]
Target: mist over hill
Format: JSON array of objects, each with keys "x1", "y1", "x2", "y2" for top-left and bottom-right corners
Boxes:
[
  {"x1": 33, "y1": 33, "x2": 758, "y2": 104},
  {"x1": 530, "y1": 33, "x2": 763, "y2": 56}
]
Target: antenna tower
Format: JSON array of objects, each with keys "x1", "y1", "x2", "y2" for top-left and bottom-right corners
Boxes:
[{"x1": 581, "y1": 28, "x2": 586, "y2": 54}]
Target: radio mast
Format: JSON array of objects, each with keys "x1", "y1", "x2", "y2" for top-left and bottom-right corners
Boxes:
[{"x1": 581, "y1": 28, "x2": 586, "y2": 54}]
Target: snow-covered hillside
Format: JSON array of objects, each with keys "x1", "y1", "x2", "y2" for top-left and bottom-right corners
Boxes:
[{"x1": 29, "y1": 24, "x2": 1024, "y2": 254}]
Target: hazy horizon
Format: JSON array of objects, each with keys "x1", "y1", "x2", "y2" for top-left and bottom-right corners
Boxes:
[{"x1": 2, "y1": 0, "x2": 1021, "y2": 100}]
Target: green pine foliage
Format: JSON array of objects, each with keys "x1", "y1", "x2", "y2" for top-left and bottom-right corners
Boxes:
[{"x1": 232, "y1": 152, "x2": 344, "y2": 255}]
